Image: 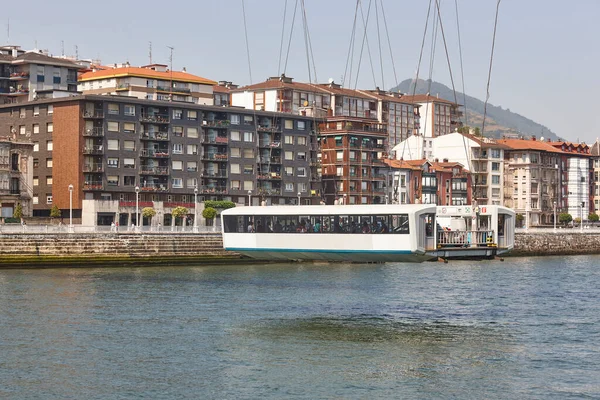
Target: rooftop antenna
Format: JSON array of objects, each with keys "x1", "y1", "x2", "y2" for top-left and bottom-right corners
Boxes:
[
  {"x1": 75, "y1": 45, "x2": 79, "y2": 60},
  {"x1": 7, "y1": 18, "x2": 9, "y2": 44},
  {"x1": 148, "y1": 41, "x2": 152, "y2": 64},
  {"x1": 61, "y1": 40, "x2": 64, "y2": 56},
  {"x1": 167, "y1": 45, "x2": 174, "y2": 101}
]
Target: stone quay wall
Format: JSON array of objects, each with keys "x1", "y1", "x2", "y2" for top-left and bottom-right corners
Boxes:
[{"x1": 1, "y1": 231, "x2": 599, "y2": 268}]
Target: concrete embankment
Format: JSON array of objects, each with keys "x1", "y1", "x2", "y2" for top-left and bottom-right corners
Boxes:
[
  {"x1": 0, "y1": 233, "x2": 245, "y2": 268},
  {"x1": 1, "y1": 231, "x2": 599, "y2": 268}
]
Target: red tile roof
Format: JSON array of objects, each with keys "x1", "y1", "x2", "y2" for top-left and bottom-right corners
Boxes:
[
  {"x1": 400, "y1": 94, "x2": 460, "y2": 106},
  {"x1": 383, "y1": 158, "x2": 428, "y2": 170},
  {"x1": 497, "y1": 138, "x2": 567, "y2": 153},
  {"x1": 79, "y1": 67, "x2": 217, "y2": 85}
]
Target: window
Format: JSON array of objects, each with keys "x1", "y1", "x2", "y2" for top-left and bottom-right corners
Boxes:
[
  {"x1": 47, "y1": 105, "x2": 53, "y2": 115},
  {"x1": 19, "y1": 126, "x2": 25, "y2": 135},
  {"x1": 297, "y1": 167, "x2": 306, "y2": 177},
  {"x1": 285, "y1": 183, "x2": 294, "y2": 192},
  {"x1": 124, "y1": 176, "x2": 136, "y2": 186},
  {"x1": 243, "y1": 148, "x2": 254, "y2": 158},
  {"x1": 33, "y1": 159, "x2": 39, "y2": 168},
  {"x1": 284, "y1": 135, "x2": 293, "y2": 144},
  {"x1": 19, "y1": 108, "x2": 26, "y2": 118},
  {"x1": 172, "y1": 126, "x2": 183, "y2": 137},
  {"x1": 107, "y1": 176, "x2": 118, "y2": 186},
  {"x1": 187, "y1": 178, "x2": 198, "y2": 188},
  {"x1": 46, "y1": 159, "x2": 53, "y2": 168},
  {"x1": 124, "y1": 105, "x2": 135, "y2": 116},
  {"x1": 231, "y1": 131, "x2": 240, "y2": 141},
  {"x1": 285, "y1": 166, "x2": 293, "y2": 176},
  {"x1": 107, "y1": 140, "x2": 119, "y2": 150},
  {"x1": 33, "y1": 177, "x2": 39, "y2": 186},
  {"x1": 187, "y1": 161, "x2": 197, "y2": 172},
  {"x1": 243, "y1": 131, "x2": 253, "y2": 142},
  {"x1": 492, "y1": 162, "x2": 500, "y2": 171},
  {"x1": 173, "y1": 143, "x2": 183, "y2": 154},
  {"x1": 171, "y1": 178, "x2": 182, "y2": 189},
  {"x1": 297, "y1": 136, "x2": 307, "y2": 145},
  {"x1": 173, "y1": 109, "x2": 183, "y2": 119},
  {"x1": 297, "y1": 121, "x2": 306, "y2": 130},
  {"x1": 491, "y1": 149, "x2": 501, "y2": 158},
  {"x1": 46, "y1": 176, "x2": 53, "y2": 185},
  {"x1": 107, "y1": 121, "x2": 119, "y2": 132},
  {"x1": 33, "y1": 196, "x2": 39, "y2": 205},
  {"x1": 230, "y1": 164, "x2": 241, "y2": 174},
  {"x1": 337, "y1": 151, "x2": 343, "y2": 161},
  {"x1": 285, "y1": 120, "x2": 293, "y2": 129},
  {"x1": 33, "y1": 124, "x2": 39, "y2": 134},
  {"x1": 243, "y1": 180, "x2": 253, "y2": 190},
  {"x1": 187, "y1": 144, "x2": 198, "y2": 155},
  {"x1": 108, "y1": 158, "x2": 119, "y2": 168},
  {"x1": 33, "y1": 106, "x2": 40, "y2": 116},
  {"x1": 299, "y1": 182, "x2": 307, "y2": 192},
  {"x1": 297, "y1": 151, "x2": 306, "y2": 161},
  {"x1": 33, "y1": 142, "x2": 39, "y2": 152},
  {"x1": 46, "y1": 195, "x2": 53, "y2": 204},
  {"x1": 243, "y1": 115, "x2": 253, "y2": 125},
  {"x1": 108, "y1": 104, "x2": 119, "y2": 115},
  {"x1": 172, "y1": 160, "x2": 183, "y2": 170},
  {"x1": 123, "y1": 158, "x2": 135, "y2": 168},
  {"x1": 230, "y1": 147, "x2": 241, "y2": 158},
  {"x1": 230, "y1": 180, "x2": 241, "y2": 190},
  {"x1": 285, "y1": 151, "x2": 293, "y2": 160},
  {"x1": 123, "y1": 122, "x2": 135, "y2": 133},
  {"x1": 230, "y1": 115, "x2": 240, "y2": 125},
  {"x1": 46, "y1": 141, "x2": 53, "y2": 151},
  {"x1": 244, "y1": 165, "x2": 253, "y2": 174},
  {"x1": 123, "y1": 140, "x2": 135, "y2": 151},
  {"x1": 188, "y1": 110, "x2": 197, "y2": 121},
  {"x1": 492, "y1": 175, "x2": 500, "y2": 185},
  {"x1": 187, "y1": 127, "x2": 198, "y2": 138}
]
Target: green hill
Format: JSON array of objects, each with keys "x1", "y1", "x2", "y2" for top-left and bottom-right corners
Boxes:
[{"x1": 392, "y1": 79, "x2": 559, "y2": 140}]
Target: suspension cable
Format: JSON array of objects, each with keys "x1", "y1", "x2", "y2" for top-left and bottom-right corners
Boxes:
[
  {"x1": 283, "y1": 0, "x2": 299, "y2": 74},
  {"x1": 241, "y1": 0, "x2": 253, "y2": 84},
  {"x1": 434, "y1": 0, "x2": 458, "y2": 105},
  {"x1": 482, "y1": 0, "x2": 501, "y2": 137},
  {"x1": 343, "y1": 1, "x2": 360, "y2": 88},
  {"x1": 374, "y1": 0, "x2": 385, "y2": 90},
  {"x1": 454, "y1": 0, "x2": 468, "y2": 127},
  {"x1": 354, "y1": 0, "x2": 376, "y2": 90},
  {"x1": 277, "y1": 0, "x2": 289, "y2": 76},
  {"x1": 379, "y1": 0, "x2": 399, "y2": 90}
]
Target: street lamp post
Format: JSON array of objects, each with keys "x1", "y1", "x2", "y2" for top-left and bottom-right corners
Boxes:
[
  {"x1": 581, "y1": 201, "x2": 584, "y2": 233},
  {"x1": 135, "y1": 186, "x2": 140, "y2": 233},
  {"x1": 553, "y1": 201, "x2": 557, "y2": 233},
  {"x1": 194, "y1": 186, "x2": 199, "y2": 233},
  {"x1": 297, "y1": 192, "x2": 301, "y2": 206},
  {"x1": 68, "y1": 184, "x2": 73, "y2": 233},
  {"x1": 385, "y1": 194, "x2": 389, "y2": 205},
  {"x1": 247, "y1": 190, "x2": 252, "y2": 206},
  {"x1": 343, "y1": 193, "x2": 347, "y2": 205}
]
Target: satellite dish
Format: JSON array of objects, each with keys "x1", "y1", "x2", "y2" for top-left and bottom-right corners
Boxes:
[{"x1": 328, "y1": 78, "x2": 334, "y2": 84}]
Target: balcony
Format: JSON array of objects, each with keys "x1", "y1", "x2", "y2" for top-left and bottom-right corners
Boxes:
[
  {"x1": 83, "y1": 164, "x2": 104, "y2": 173},
  {"x1": 140, "y1": 166, "x2": 169, "y2": 175},
  {"x1": 203, "y1": 136, "x2": 229, "y2": 144},
  {"x1": 258, "y1": 173, "x2": 282, "y2": 180},
  {"x1": 10, "y1": 72, "x2": 29, "y2": 80},
  {"x1": 199, "y1": 186, "x2": 227, "y2": 195},
  {"x1": 140, "y1": 149, "x2": 169, "y2": 158},
  {"x1": 202, "y1": 153, "x2": 228, "y2": 161},
  {"x1": 156, "y1": 86, "x2": 191, "y2": 94},
  {"x1": 258, "y1": 188, "x2": 282, "y2": 196},
  {"x1": 259, "y1": 141, "x2": 281, "y2": 148},
  {"x1": 202, "y1": 120, "x2": 230, "y2": 128},
  {"x1": 140, "y1": 184, "x2": 168, "y2": 192},
  {"x1": 116, "y1": 83, "x2": 131, "y2": 91},
  {"x1": 83, "y1": 181, "x2": 104, "y2": 191},
  {"x1": 372, "y1": 173, "x2": 386, "y2": 180},
  {"x1": 83, "y1": 110, "x2": 104, "y2": 119},
  {"x1": 82, "y1": 127, "x2": 104, "y2": 137},
  {"x1": 0, "y1": 87, "x2": 29, "y2": 96},
  {"x1": 201, "y1": 171, "x2": 228, "y2": 178},
  {"x1": 140, "y1": 114, "x2": 170, "y2": 124},
  {"x1": 83, "y1": 145, "x2": 104, "y2": 155},
  {"x1": 140, "y1": 131, "x2": 169, "y2": 141},
  {"x1": 257, "y1": 125, "x2": 282, "y2": 133}
]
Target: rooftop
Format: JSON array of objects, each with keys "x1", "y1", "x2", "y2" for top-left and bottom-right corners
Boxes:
[{"x1": 79, "y1": 66, "x2": 217, "y2": 85}]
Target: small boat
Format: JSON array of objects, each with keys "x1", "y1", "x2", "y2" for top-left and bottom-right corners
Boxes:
[{"x1": 220, "y1": 204, "x2": 515, "y2": 262}]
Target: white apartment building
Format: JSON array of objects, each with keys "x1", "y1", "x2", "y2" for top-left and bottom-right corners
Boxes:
[{"x1": 400, "y1": 94, "x2": 463, "y2": 138}]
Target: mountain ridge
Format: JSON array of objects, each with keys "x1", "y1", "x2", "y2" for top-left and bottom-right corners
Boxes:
[{"x1": 391, "y1": 79, "x2": 560, "y2": 141}]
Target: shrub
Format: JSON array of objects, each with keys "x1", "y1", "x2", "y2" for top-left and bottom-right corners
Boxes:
[
  {"x1": 13, "y1": 203, "x2": 23, "y2": 219},
  {"x1": 559, "y1": 213, "x2": 573, "y2": 226},
  {"x1": 588, "y1": 213, "x2": 599, "y2": 222},
  {"x1": 171, "y1": 206, "x2": 188, "y2": 220},
  {"x1": 142, "y1": 207, "x2": 157, "y2": 218},
  {"x1": 202, "y1": 207, "x2": 217, "y2": 220},
  {"x1": 204, "y1": 200, "x2": 236, "y2": 209},
  {"x1": 50, "y1": 204, "x2": 61, "y2": 218}
]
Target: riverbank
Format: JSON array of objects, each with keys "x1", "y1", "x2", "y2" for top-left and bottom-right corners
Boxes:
[{"x1": 1, "y1": 231, "x2": 599, "y2": 268}]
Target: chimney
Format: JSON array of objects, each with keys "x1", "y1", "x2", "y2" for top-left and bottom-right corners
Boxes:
[
  {"x1": 182, "y1": 67, "x2": 187, "y2": 72},
  {"x1": 443, "y1": 158, "x2": 449, "y2": 162},
  {"x1": 532, "y1": 135, "x2": 536, "y2": 141}
]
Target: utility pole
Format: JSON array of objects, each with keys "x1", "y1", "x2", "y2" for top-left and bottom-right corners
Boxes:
[{"x1": 167, "y1": 46, "x2": 174, "y2": 101}]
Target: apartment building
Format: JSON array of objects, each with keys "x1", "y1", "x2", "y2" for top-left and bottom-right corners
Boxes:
[
  {"x1": 78, "y1": 64, "x2": 216, "y2": 105},
  {"x1": 401, "y1": 94, "x2": 463, "y2": 138},
  {"x1": 591, "y1": 139, "x2": 600, "y2": 214},
  {"x1": 0, "y1": 136, "x2": 34, "y2": 218},
  {"x1": 0, "y1": 96, "x2": 318, "y2": 226},
  {"x1": 0, "y1": 45, "x2": 82, "y2": 104}
]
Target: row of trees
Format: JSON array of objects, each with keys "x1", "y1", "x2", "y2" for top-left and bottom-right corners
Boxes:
[
  {"x1": 516, "y1": 212, "x2": 600, "y2": 227},
  {"x1": 141, "y1": 200, "x2": 237, "y2": 226}
]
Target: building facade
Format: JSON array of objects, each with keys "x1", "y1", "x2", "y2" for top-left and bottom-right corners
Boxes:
[
  {"x1": 0, "y1": 96, "x2": 319, "y2": 225},
  {"x1": 0, "y1": 136, "x2": 34, "y2": 218}
]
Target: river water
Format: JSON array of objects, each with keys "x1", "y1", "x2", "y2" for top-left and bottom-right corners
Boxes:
[{"x1": 1, "y1": 256, "x2": 599, "y2": 399}]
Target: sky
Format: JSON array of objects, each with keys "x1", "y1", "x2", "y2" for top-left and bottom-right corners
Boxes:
[{"x1": 3, "y1": 0, "x2": 599, "y2": 143}]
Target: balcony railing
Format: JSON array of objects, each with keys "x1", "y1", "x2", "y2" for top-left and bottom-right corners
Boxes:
[
  {"x1": 257, "y1": 125, "x2": 282, "y2": 132},
  {"x1": 258, "y1": 188, "x2": 282, "y2": 195},
  {"x1": 83, "y1": 182, "x2": 104, "y2": 191},
  {"x1": 140, "y1": 149, "x2": 170, "y2": 158},
  {"x1": 199, "y1": 186, "x2": 227, "y2": 194},
  {"x1": 140, "y1": 184, "x2": 168, "y2": 192},
  {"x1": 83, "y1": 164, "x2": 104, "y2": 173},
  {"x1": 82, "y1": 127, "x2": 104, "y2": 137},
  {"x1": 259, "y1": 141, "x2": 281, "y2": 148},
  {"x1": 156, "y1": 86, "x2": 191, "y2": 94},
  {"x1": 258, "y1": 173, "x2": 282, "y2": 180},
  {"x1": 83, "y1": 110, "x2": 104, "y2": 118},
  {"x1": 83, "y1": 145, "x2": 104, "y2": 155},
  {"x1": 140, "y1": 166, "x2": 169, "y2": 175},
  {"x1": 201, "y1": 171, "x2": 228, "y2": 178},
  {"x1": 258, "y1": 156, "x2": 282, "y2": 164},
  {"x1": 202, "y1": 120, "x2": 230, "y2": 128},
  {"x1": 203, "y1": 136, "x2": 229, "y2": 144},
  {"x1": 10, "y1": 72, "x2": 29, "y2": 80},
  {"x1": 140, "y1": 132, "x2": 169, "y2": 141},
  {"x1": 202, "y1": 153, "x2": 228, "y2": 161},
  {"x1": 140, "y1": 114, "x2": 170, "y2": 124}
]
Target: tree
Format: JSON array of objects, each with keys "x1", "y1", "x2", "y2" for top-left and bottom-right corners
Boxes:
[
  {"x1": 473, "y1": 127, "x2": 481, "y2": 136},
  {"x1": 50, "y1": 204, "x2": 61, "y2": 218},
  {"x1": 142, "y1": 207, "x2": 156, "y2": 225},
  {"x1": 14, "y1": 203, "x2": 23, "y2": 219},
  {"x1": 559, "y1": 213, "x2": 572, "y2": 227},
  {"x1": 171, "y1": 206, "x2": 188, "y2": 220},
  {"x1": 516, "y1": 213, "x2": 524, "y2": 228},
  {"x1": 202, "y1": 207, "x2": 217, "y2": 226},
  {"x1": 588, "y1": 213, "x2": 599, "y2": 222}
]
